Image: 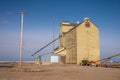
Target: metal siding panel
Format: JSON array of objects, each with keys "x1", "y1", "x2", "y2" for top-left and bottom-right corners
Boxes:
[
  {"x1": 51, "y1": 56, "x2": 59, "y2": 62},
  {"x1": 41, "y1": 52, "x2": 61, "y2": 63}
]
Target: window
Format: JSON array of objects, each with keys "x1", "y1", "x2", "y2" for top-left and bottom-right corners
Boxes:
[{"x1": 85, "y1": 22, "x2": 90, "y2": 27}]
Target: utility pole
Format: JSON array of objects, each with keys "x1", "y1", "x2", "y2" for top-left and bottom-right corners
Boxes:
[{"x1": 18, "y1": 11, "x2": 24, "y2": 68}]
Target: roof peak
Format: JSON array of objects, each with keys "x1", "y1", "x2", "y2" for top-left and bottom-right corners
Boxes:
[{"x1": 84, "y1": 17, "x2": 89, "y2": 21}]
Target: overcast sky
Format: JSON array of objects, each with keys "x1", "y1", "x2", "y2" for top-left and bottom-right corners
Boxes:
[{"x1": 0, "y1": 0, "x2": 120, "y2": 61}]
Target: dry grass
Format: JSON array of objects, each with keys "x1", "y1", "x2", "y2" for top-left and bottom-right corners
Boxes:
[{"x1": 8, "y1": 62, "x2": 47, "y2": 72}]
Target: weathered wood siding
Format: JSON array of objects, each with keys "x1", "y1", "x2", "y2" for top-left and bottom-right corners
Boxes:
[
  {"x1": 55, "y1": 18, "x2": 100, "y2": 65},
  {"x1": 76, "y1": 21, "x2": 100, "y2": 65},
  {"x1": 65, "y1": 29, "x2": 77, "y2": 64}
]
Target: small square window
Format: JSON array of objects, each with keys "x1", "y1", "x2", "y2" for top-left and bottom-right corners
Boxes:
[{"x1": 85, "y1": 22, "x2": 90, "y2": 27}]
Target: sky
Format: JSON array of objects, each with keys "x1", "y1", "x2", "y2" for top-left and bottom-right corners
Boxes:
[{"x1": 0, "y1": 0, "x2": 120, "y2": 61}]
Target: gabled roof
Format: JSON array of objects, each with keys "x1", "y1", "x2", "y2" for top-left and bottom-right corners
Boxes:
[
  {"x1": 60, "y1": 21, "x2": 77, "y2": 26},
  {"x1": 62, "y1": 18, "x2": 99, "y2": 35},
  {"x1": 62, "y1": 21, "x2": 83, "y2": 35}
]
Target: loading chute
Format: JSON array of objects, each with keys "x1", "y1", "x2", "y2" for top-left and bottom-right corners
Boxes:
[
  {"x1": 31, "y1": 37, "x2": 59, "y2": 56},
  {"x1": 96, "y1": 53, "x2": 120, "y2": 62}
]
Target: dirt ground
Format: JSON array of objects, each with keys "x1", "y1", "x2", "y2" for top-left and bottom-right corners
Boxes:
[{"x1": 0, "y1": 62, "x2": 120, "y2": 80}]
